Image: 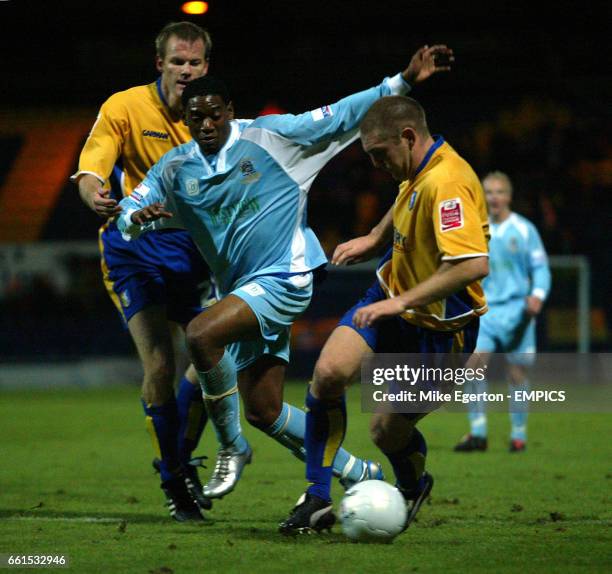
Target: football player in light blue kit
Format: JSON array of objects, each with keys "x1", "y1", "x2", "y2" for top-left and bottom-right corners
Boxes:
[
  {"x1": 117, "y1": 45, "x2": 453, "y2": 498},
  {"x1": 455, "y1": 171, "x2": 551, "y2": 452}
]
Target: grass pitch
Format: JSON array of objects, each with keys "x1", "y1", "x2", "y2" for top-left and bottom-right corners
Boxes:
[{"x1": 1, "y1": 384, "x2": 610, "y2": 573}]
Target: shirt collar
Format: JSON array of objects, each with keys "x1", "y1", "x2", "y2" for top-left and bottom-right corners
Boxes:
[
  {"x1": 413, "y1": 134, "x2": 444, "y2": 178},
  {"x1": 155, "y1": 77, "x2": 168, "y2": 107}
]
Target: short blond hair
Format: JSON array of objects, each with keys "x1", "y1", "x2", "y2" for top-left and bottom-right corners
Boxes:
[
  {"x1": 155, "y1": 21, "x2": 212, "y2": 61},
  {"x1": 482, "y1": 170, "x2": 513, "y2": 196}
]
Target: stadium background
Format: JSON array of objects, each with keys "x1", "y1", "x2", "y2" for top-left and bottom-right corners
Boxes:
[
  {"x1": 1, "y1": 0, "x2": 610, "y2": 384},
  {"x1": 1, "y1": 4, "x2": 611, "y2": 573}
]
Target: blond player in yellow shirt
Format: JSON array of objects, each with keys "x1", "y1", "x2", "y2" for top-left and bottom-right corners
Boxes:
[
  {"x1": 282, "y1": 89, "x2": 490, "y2": 533},
  {"x1": 71, "y1": 22, "x2": 250, "y2": 521}
]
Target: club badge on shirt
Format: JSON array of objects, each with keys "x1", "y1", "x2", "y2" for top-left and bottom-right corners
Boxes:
[
  {"x1": 439, "y1": 198, "x2": 464, "y2": 232},
  {"x1": 186, "y1": 178, "x2": 199, "y2": 196},
  {"x1": 239, "y1": 159, "x2": 261, "y2": 183}
]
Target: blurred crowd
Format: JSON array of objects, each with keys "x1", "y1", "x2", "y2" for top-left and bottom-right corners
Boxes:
[
  {"x1": 310, "y1": 96, "x2": 611, "y2": 259},
  {"x1": 308, "y1": 96, "x2": 611, "y2": 336},
  {"x1": 1, "y1": 96, "x2": 610, "y2": 356}
]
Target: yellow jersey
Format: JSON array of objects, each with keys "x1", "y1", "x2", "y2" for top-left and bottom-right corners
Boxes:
[
  {"x1": 71, "y1": 79, "x2": 191, "y2": 198},
  {"x1": 377, "y1": 137, "x2": 489, "y2": 331}
]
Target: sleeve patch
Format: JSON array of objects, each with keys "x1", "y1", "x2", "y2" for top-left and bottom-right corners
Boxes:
[
  {"x1": 310, "y1": 105, "x2": 334, "y2": 121},
  {"x1": 530, "y1": 249, "x2": 547, "y2": 265},
  {"x1": 439, "y1": 198, "x2": 464, "y2": 232},
  {"x1": 130, "y1": 183, "x2": 150, "y2": 204}
]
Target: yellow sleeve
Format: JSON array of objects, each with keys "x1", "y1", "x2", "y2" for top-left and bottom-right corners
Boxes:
[
  {"x1": 431, "y1": 181, "x2": 489, "y2": 260},
  {"x1": 75, "y1": 95, "x2": 130, "y2": 182}
]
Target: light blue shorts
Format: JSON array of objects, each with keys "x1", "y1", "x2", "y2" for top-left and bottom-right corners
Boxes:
[
  {"x1": 228, "y1": 272, "x2": 314, "y2": 370},
  {"x1": 477, "y1": 298, "x2": 536, "y2": 366}
]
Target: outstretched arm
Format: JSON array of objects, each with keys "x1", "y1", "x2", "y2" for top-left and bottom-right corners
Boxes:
[
  {"x1": 401, "y1": 44, "x2": 454, "y2": 85},
  {"x1": 254, "y1": 44, "x2": 455, "y2": 149}
]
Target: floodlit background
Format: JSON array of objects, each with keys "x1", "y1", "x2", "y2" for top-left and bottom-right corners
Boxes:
[
  {"x1": 1, "y1": 3, "x2": 611, "y2": 572},
  {"x1": 0, "y1": 0, "x2": 610, "y2": 387}
]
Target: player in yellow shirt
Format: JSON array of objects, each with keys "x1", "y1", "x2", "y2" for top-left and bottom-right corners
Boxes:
[
  {"x1": 71, "y1": 22, "x2": 250, "y2": 521},
  {"x1": 282, "y1": 92, "x2": 489, "y2": 533}
]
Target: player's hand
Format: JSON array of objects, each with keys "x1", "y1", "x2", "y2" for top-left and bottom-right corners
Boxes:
[
  {"x1": 90, "y1": 188, "x2": 122, "y2": 218},
  {"x1": 525, "y1": 296, "x2": 543, "y2": 317},
  {"x1": 332, "y1": 234, "x2": 380, "y2": 266},
  {"x1": 402, "y1": 44, "x2": 454, "y2": 85},
  {"x1": 130, "y1": 203, "x2": 173, "y2": 225},
  {"x1": 353, "y1": 299, "x2": 406, "y2": 328}
]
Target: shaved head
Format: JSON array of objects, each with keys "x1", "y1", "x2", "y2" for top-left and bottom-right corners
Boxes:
[{"x1": 360, "y1": 96, "x2": 429, "y2": 141}]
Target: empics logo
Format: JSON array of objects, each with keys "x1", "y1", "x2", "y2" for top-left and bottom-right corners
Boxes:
[{"x1": 439, "y1": 198, "x2": 464, "y2": 232}]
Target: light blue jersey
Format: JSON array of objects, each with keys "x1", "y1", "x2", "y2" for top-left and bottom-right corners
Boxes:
[
  {"x1": 477, "y1": 212, "x2": 551, "y2": 358},
  {"x1": 484, "y1": 212, "x2": 551, "y2": 305},
  {"x1": 117, "y1": 74, "x2": 410, "y2": 297}
]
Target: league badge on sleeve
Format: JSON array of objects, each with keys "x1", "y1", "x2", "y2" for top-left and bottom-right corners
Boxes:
[
  {"x1": 130, "y1": 183, "x2": 150, "y2": 204},
  {"x1": 311, "y1": 105, "x2": 334, "y2": 121},
  {"x1": 439, "y1": 198, "x2": 464, "y2": 232}
]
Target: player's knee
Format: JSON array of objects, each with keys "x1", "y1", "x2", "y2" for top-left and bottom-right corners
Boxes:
[
  {"x1": 312, "y1": 356, "x2": 350, "y2": 400},
  {"x1": 185, "y1": 316, "x2": 218, "y2": 360}
]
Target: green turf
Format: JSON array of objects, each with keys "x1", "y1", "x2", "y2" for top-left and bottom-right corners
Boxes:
[{"x1": 1, "y1": 384, "x2": 610, "y2": 573}]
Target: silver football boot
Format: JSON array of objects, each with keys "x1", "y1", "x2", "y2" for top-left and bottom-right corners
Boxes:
[{"x1": 202, "y1": 443, "x2": 253, "y2": 499}]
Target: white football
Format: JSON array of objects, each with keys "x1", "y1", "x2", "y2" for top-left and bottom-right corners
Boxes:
[{"x1": 339, "y1": 480, "x2": 407, "y2": 542}]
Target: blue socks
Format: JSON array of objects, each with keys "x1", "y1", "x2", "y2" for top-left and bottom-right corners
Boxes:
[
  {"x1": 265, "y1": 398, "x2": 376, "y2": 497},
  {"x1": 142, "y1": 397, "x2": 180, "y2": 482},
  {"x1": 197, "y1": 351, "x2": 249, "y2": 453},
  {"x1": 468, "y1": 378, "x2": 488, "y2": 438},
  {"x1": 509, "y1": 379, "x2": 529, "y2": 441},
  {"x1": 304, "y1": 390, "x2": 347, "y2": 501},
  {"x1": 383, "y1": 427, "x2": 427, "y2": 496},
  {"x1": 176, "y1": 376, "x2": 208, "y2": 466}
]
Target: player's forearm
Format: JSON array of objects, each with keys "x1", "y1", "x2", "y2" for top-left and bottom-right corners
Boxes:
[
  {"x1": 77, "y1": 174, "x2": 103, "y2": 211},
  {"x1": 370, "y1": 206, "x2": 395, "y2": 248},
  {"x1": 396, "y1": 257, "x2": 489, "y2": 309}
]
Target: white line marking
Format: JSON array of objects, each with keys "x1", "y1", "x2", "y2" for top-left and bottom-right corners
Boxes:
[{"x1": 7, "y1": 516, "x2": 122, "y2": 523}]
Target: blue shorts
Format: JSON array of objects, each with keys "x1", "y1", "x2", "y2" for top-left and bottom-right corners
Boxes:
[
  {"x1": 100, "y1": 223, "x2": 212, "y2": 326},
  {"x1": 229, "y1": 272, "x2": 314, "y2": 371},
  {"x1": 338, "y1": 281, "x2": 479, "y2": 354},
  {"x1": 477, "y1": 298, "x2": 536, "y2": 365},
  {"x1": 339, "y1": 281, "x2": 479, "y2": 419}
]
